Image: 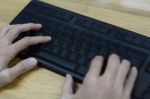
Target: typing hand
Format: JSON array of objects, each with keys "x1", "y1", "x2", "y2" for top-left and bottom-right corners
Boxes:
[
  {"x1": 0, "y1": 23, "x2": 51, "y2": 87},
  {"x1": 60, "y1": 54, "x2": 138, "y2": 99}
]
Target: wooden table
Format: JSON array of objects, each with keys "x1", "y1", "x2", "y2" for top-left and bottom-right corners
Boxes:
[{"x1": 0, "y1": 0, "x2": 150, "y2": 99}]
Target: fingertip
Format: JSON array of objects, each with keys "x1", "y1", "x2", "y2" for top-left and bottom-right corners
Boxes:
[
  {"x1": 27, "y1": 57, "x2": 38, "y2": 67},
  {"x1": 94, "y1": 55, "x2": 103, "y2": 60},
  {"x1": 35, "y1": 23, "x2": 42, "y2": 28},
  {"x1": 110, "y1": 53, "x2": 120, "y2": 59},
  {"x1": 5, "y1": 57, "x2": 38, "y2": 81},
  {"x1": 63, "y1": 74, "x2": 73, "y2": 95},
  {"x1": 131, "y1": 67, "x2": 138, "y2": 76},
  {"x1": 39, "y1": 36, "x2": 51, "y2": 41},
  {"x1": 132, "y1": 66, "x2": 137, "y2": 71},
  {"x1": 45, "y1": 36, "x2": 51, "y2": 41},
  {"x1": 92, "y1": 56, "x2": 103, "y2": 64}
]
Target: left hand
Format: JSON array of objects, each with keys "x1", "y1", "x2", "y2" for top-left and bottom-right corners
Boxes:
[{"x1": 0, "y1": 23, "x2": 51, "y2": 87}]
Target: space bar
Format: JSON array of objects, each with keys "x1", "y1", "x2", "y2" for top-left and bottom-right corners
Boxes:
[{"x1": 34, "y1": 51, "x2": 77, "y2": 70}]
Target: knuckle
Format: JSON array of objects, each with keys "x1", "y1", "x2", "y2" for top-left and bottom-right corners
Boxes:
[
  {"x1": 10, "y1": 24, "x2": 21, "y2": 32},
  {"x1": 1, "y1": 38, "x2": 10, "y2": 45},
  {"x1": 113, "y1": 85, "x2": 123, "y2": 97},
  {"x1": 11, "y1": 27, "x2": 19, "y2": 33},
  {"x1": 101, "y1": 76, "x2": 113, "y2": 88},
  {"x1": 0, "y1": 47, "x2": 12, "y2": 56}
]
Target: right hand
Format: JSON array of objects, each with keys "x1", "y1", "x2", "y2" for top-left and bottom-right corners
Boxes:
[{"x1": 60, "y1": 54, "x2": 138, "y2": 99}]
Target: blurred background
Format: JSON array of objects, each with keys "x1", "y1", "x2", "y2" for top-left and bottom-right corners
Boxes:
[{"x1": 65, "y1": 0, "x2": 150, "y2": 17}]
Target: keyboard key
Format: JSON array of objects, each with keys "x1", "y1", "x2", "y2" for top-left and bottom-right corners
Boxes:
[
  {"x1": 54, "y1": 39, "x2": 63, "y2": 46},
  {"x1": 125, "y1": 34, "x2": 135, "y2": 43},
  {"x1": 62, "y1": 42, "x2": 72, "y2": 49},
  {"x1": 99, "y1": 46, "x2": 109, "y2": 54},
  {"x1": 143, "y1": 86, "x2": 150, "y2": 99},
  {"x1": 109, "y1": 42, "x2": 119, "y2": 50},
  {"x1": 118, "y1": 46, "x2": 128, "y2": 56},
  {"x1": 132, "y1": 35, "x2": 144, "y2": 46},
  {"x1": 87, "y1": 51, "x2": 97, "y2": 59},
  {"x1": 143, "y1": 40, "x2": 150, "y2": 50},
  {"x1": 77, "y1": 66, "x2": 88, "y2": 75},
  {"x1": 27, "y1": 1, "x2": 73, "y2": 22},
  {"x1": 132, "y1": 87, "x2": 143, "y2": 98},
  {"x1": 146, "y1": 63, "x2": 150, "y2": 73},
  {"x1": 128, "y1": 50, "x2": 147, "y2": 60},
  {"x1": 93, "y1": 23, "x2": 102, "y2": 33},
  {"x1": 128, "y1": 57, "x2": 143, "y2": 69},
  {"x1": 79, "y1": 48, "x2": 89, "y2": 56},
  {"x1": 54, "y1": 11, "x2": 73, "y2": 22},
  {"x1": 100, "y1": 26, "x2": 110, "y2": 35},
  {"x1": 100, "y1": 39, "x2": 109, "y2": 46},
  {"x1": 114, "y1": 31, "x2": 127, "y2": 40},
  {"x1": 61, "y1": 50, "x2": 72, "y2": 58},
  {"x1": 71, "y1": 45, "x2": 80, "y2": 52},
  {"x1": 52, "y1": 47, "x2": 62, "y2": 55},
  {"x1": 78, "y1": 57, "x2": 87, "y2": 65},
  {"x1": 69, "y1": 53, "x2": 80, "y2": 62},
  {"x1": 84, "y1": 20, "x2": 95, "y2": 30},
  {"x1": 74, "y1": 18, "x2": 86, "y2": 27}
]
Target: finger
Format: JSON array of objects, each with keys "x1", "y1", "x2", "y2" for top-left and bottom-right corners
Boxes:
[
  {"x1": 115, "y1": 60, "x2": 130, "y2": 87},
  {"x1": 104, "y1": 54, "x2": 120, "y2": 79},
  {"x1": 61, "y1": 74, "x2": 73, "y2": 96},
  {"x1": 0, "y1": 25, "x2": 16, "y2": 38},
  {"x1": 9, "y1": 36, "x2": 51, "y2": 57},
  {"x1": 0, "y1": 57, "x2": 37, "y2": 87},
  {"x1": 86, "y1": 56, "x2": 104, "y2": 78},
  {"x1": 124, "y1": 67, "x2": 138, "y2": 97},
  {"x1": 5, "y1": 23, "x2": 42, "y2": 42}
]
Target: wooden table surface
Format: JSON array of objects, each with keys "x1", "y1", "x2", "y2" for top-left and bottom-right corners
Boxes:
[{"x1": 0, "y1": 0, "x2": 150, "y2": 99}]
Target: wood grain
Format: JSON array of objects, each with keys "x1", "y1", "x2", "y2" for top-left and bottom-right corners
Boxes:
[{"x1": 0, "y1": 0, "x2": 150, "y2": 99}]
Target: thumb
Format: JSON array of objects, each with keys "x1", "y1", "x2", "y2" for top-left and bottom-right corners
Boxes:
[
  {"x1": 1, "y1": 57, "x2": 37, "y2": 84},
  {"x1": 61, "y1": 74, "x2": 73, "y2": 97}
]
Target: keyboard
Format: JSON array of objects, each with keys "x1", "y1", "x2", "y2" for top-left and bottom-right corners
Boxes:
[{"x1": 10, "y1": 1, "x2": 150, "y2": 99}]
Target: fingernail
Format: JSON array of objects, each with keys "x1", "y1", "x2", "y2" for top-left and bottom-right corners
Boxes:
[
  {"x1": 95, "y1": 55, "x2": 103, "y2": 60},
  {"x1": 28, "y1": 57, "x2": 37, "y2": 66},
  {"x1": 95, "y1": 55, "x2": 101, "y2": 58},
  {"x1": 132, "y1": 67, "x2": 138, "y2": 73},
  {"x1": 36, "y1": 24, "x2": 42, "y2": 27},
  {"x1": 46, "y1": 36, "x2": 51, "y2": 40}
]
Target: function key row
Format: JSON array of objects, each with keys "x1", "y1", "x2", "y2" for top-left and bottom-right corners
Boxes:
[
  {"x1": 74, "y1": 17, "x2": 150, "y2": 51},
  {"x1": 26, "y1": 1, "x2": 74, "y2": 22}
]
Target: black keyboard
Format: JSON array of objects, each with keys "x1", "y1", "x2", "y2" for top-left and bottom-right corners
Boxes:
[{"x1": 10, "y1": 1, "x2": 150, "y2": 99}]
